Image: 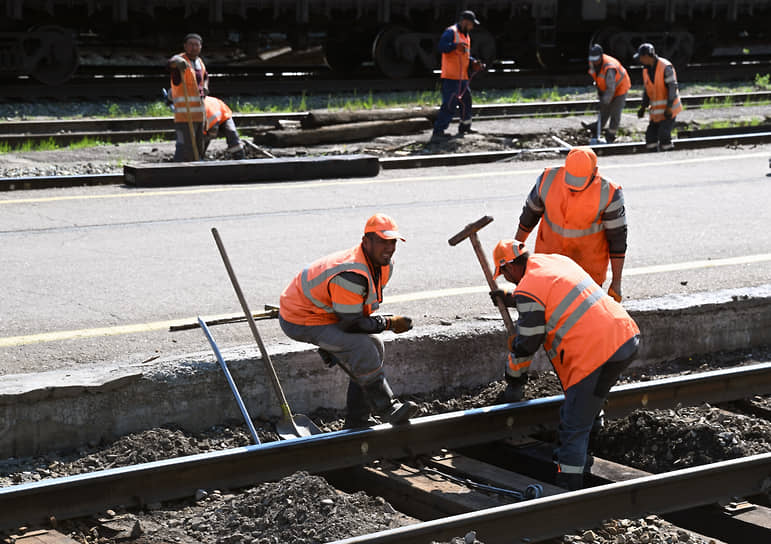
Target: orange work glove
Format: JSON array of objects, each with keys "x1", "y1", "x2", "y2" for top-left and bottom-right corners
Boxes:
[
  {"x1": 388, "y1": 316, "x2": 413, "y2": 334},
  {"x1": 664, "y1": 106, "x2": 673, "y2": 119},
  {"x1": 507, "y1": 334, "x2": 517, "y2": 352}
]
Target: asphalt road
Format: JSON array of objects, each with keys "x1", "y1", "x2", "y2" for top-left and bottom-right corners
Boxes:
[{"x1": 1, "y1": 146, "x2": 769, "y2": 375}]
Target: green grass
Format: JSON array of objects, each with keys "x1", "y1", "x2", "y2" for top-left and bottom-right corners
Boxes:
[
  {"x1": 754, "y1": 73, "x2": 770, "y2": 89},
  {"x1": 0, "y1": 136, "x2": 113, "y2": 153}
]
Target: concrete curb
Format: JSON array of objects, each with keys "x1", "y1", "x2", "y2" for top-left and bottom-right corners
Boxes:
[
  {"x1": 123, "y1": 154, "x2": 381, "y2": 187},
  {"x1": 2, "y1": 285, "x2": 770, "y2": 457}
]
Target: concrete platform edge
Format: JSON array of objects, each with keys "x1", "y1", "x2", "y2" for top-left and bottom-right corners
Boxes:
[{"x1": 2, "y1": 285, "x2": 769, "y2": 457}]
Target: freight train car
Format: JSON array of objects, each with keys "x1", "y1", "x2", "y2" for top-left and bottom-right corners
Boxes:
[{"x1": 2, "y1": 0, "x2": 770, "y2": 83}]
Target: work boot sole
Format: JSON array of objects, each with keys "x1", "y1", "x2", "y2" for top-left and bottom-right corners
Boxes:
[{"x1": 387, "y1": 400, "x2": 418, "y2": 425}]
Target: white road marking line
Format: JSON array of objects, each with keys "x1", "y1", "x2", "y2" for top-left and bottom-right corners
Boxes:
[{"x1": 2, "y1": 252, "x2": 769, "y2": 348}]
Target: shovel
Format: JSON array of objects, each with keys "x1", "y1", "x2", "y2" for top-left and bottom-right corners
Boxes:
[
  {"x1": 197, "y1": 316, "x2": 261, "y2": 445},
  {"x1": 211, "y1": 227, "x2": 322, "y2": 440}
]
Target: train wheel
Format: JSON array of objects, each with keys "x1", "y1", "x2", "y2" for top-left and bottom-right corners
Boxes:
[
  {"x1": 23, "y1": 26, "x2": 79, "y2": 85},
  {"x1": 372, "y1": 26, "x2": 415, "y2": 79}
]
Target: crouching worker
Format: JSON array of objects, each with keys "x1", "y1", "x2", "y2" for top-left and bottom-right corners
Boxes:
[
  {"x1": 490, "y1": 240, "x2": 640, "y2": 490},
  {"x1": 279, "y1": 214, "x2": 417, "y2": 428},
  {"x1": 203, "y1": 96, "x2": 245, "y2": 159}
]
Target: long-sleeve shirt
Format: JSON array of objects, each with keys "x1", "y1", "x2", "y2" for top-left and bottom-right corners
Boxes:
[
  {"x1": 437, "y1": 25, "x2": 476, "y2": 69},
  {"x1": 640, "y1": 58, "x2": 677, "y2": 109},
  {"x1": 329, "y1": 271, "x2": 388, "y2": 333},
  {"x1": 517, "y1": 179, "x2": 628, "y2": 258},
  {"x1": 599, "y1": 68, "x2": 617, "y2": 105}
]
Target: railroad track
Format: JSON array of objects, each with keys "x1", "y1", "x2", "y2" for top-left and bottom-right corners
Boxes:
[
  {"x1": 1, "y1": 59, "x2": 769, "y2": 100},
  {"x1": 1, "y1": 363, "x2": 770, "y2": 543},
  {"x1": 1, "y1": 90, "x2": 769, "y2": 149}
]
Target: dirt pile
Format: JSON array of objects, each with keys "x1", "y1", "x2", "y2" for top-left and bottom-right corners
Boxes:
[
  {"x1": 559, "y1": 516, "x2": 713, "y2": 544},
  {"x1": 592, "y1": 404, "x2": 771, "y2": 473}
]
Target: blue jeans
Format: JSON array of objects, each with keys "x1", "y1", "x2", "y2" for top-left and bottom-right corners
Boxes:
[
  {"x1": 279, "y1": 316, "x2": 385, "y2": 385},
  {"x1": 434, "y1": 79, "x2": 472, "y2": 133},
  {"x1": 556, "y1": 335, "x2": 640, "y2": 473}
]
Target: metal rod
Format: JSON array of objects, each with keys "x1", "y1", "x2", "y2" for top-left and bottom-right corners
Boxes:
[{"x1": 197, "y1": 316, "x2": 261, "y2": 445}]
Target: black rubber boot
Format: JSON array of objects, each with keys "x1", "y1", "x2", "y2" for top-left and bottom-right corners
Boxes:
[
  {"x1": 555, "y1": 471, "x2": 584, "y2": 491},
  {"x1": 604, "y1": 131, "x2": 616, "y2": 144},
  {"x1": 364, "y1": 377, "x2": 417, "y2": 425},
  {"x1": 430, "y1": 130, "x2": 451, "y2": 142},
  {"x1": 343, "y1": 379, "x2": 377, "y2": 429}
]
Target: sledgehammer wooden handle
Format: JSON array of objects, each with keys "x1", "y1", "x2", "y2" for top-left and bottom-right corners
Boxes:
[{"x1": 449, "y1": 216, "x2": 517, "y2": 335}]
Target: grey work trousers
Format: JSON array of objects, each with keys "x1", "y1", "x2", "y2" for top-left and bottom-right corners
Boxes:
[
  {"x1": 204, "y1": 118, "x2": 242, "y2": 152},
  {"x1": 279, "y1": 316, "x2": 385, "y2": 385},
  {"x1": 645, "y1": 117, "x2": 676, "y2": 149},
  {"x1": 173, "y1": 122, "x2": 204, "y2": 162},
  {"x1": 597, "y1": 94, "x2": 626, "y2": 137},
  {"x1": 556, "y1": 334, "x2": 640, "y2": 474}
]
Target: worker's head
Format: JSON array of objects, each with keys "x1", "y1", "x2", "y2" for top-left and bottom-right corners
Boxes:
[
  {"x1": 564, "y1": 147, "x2": 598, "y2": 191},
  {"x1": 492, "y1": 239, "x2": 529, "y2": 284},
  {"x1": 588, "y1": 44, "x2": 603, "y2": 70},
  {"x1": 184, "y1": 33, "x2": 203, "y2": 59},
  {"x1": 633, "y1": 43, "x2": 656, "y2": 66},
  {"x1": 362, "y1": 213, "x2": 405, "y2": 267},
  {"x1": 459, "y1": 10, "x2": 480, "y2": 33}
]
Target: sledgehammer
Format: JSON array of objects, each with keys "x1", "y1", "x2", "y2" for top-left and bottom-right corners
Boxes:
[{"x1": 448, "y1": 215, "x2": 516, "y2": 335}]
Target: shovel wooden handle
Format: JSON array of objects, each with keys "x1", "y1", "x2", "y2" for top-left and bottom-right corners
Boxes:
[
  {"x1": 178, "y1": 65, "x2": 200, "y2": 161},
  {"x1": 211, "y1": 227, "x2": 299, "y2": 432},
  {"x1": 468, "y1": 232, "x2": 517, "y2": 336}
]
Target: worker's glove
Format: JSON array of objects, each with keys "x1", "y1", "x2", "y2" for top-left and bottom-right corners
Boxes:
[
  {"x1": 664, "y1": 106, "x2": 673, "y2": 119},
  {"x1": 507, "y1": 333, "x2": 517, "y2": 352},
  {"x1": 470, "y1": 59, "x2": 484, "y2": 73},
  {"x1": 608, "y1": 285, "x2": 622, "y2": 303},
  {"x1": 637, "y1": 106, "x2": 646, "y2": 119},
  {"x1": 499, "y1": 372, "x2": 528, "y2": 403},
  {"x1": 318, "y1": 348, "x2": 339, "y2": 368},
  {"x1": 171, "y1": 57, "x2": 187, "y2": 71},
  {"x1": 489, "y1": 289, "x2": 508, "y2": 306},
  {"x1": 387, "y1": 316, "x2": 413, "y2": 334}
]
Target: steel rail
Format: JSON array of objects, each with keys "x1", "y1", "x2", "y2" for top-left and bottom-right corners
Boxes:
[
  {"x1": 328, "y1": 453, "x2": 771, "y2": 544},
  {"x1": 1, "y1": 91, "x2": 768, "y2": 139},
  {"x1": 0, "y1": 363, "x2": 768, "y2": 529}
]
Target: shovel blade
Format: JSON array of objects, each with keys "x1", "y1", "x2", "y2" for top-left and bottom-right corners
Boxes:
[{"x1": 276, "y1": 414, "x2": 323, "y2": 440}]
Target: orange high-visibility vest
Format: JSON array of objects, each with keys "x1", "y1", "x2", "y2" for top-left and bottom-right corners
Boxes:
[
  {"x1": 440, "y1": 25, "x2": 470, "y2": 81},
  {"x1": 170, "y1": 53, "x2": 205, "y2": 123},
  {"x1": 203, "y1": 96, "x2": 233, "y2": 134},
  {"x1": 533, "y1": 166, "x2": 622, "y2": 286},
  {"x1": 279, "y1": 244, "x2": 392, "y2": 326},
  {"x1": 642, "y1": 57, "x2": 682, "y2": 122},
  {"x1": 588, "y1": 54, "x2": 631, "y2": 97},
  {"x1": 515, "y1": 254, "x2": 639, "y2": 390}
]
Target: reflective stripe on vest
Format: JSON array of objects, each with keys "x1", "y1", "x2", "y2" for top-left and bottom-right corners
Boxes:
[
  {"x1": 589, "y1": 55, "x2": 631, "y2": 96},
  {"x1": 440, "y1": 24, "x2": 470, "y2": 81},
  {"x1": 171, "y1": 54, "x2": 205, "y2": 122},
  {"x1": 539, "y1": 168, "x2": 611, "y2": 238},
  {"x1": 546, "y1": 281, "x2": 605, "y2": 360},
  {"x1": 507, "y1": 353, "x2": 532, "y2": 377},
  {"x1": 301, "y1": 262, "x2": 380, "y2": 313},
  {"x1": 643, "y1": 58, "x2": 683, "y2": 121}
]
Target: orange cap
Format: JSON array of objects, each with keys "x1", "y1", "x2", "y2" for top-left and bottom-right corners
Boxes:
[
  {"x1": 492, "y1": 239, "x2": 527, "y2": 279},
  {"x1": 364, "y1": 213, "x2": 406, "y2": 241},
  {"x1": 564, "y1": 147, "x2": 598, "y2": 190}
]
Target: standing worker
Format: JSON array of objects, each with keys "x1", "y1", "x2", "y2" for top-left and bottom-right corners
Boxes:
[
  {"x1": 168, "y1": 33, "x2": 209, "y2": 161},
  {"x1": 203, "y1": 96, "x2": 246, "y2": 159},
  {"x1": 585, "y1": 44, "x2": 631, "y2": 143},
  {"x1": 490, "y1": 240, "x2": 640, "y2": 490},
  {"x1": 430, "y1": 10, "x2": 485, "y2": 142},
  {"x1": 513, "y1": 147, "x2": 628, "y2": 302},
  {"x1": 634, "y1": 43, "x2": 683, "y2": 151},
  {"x1": 278, "y1": 214, "x2": 417, "y2": 428}
]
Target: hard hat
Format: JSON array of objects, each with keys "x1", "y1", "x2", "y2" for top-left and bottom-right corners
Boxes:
[
  {"x1": 633, "y1": 42, "x2": 655, "y2": 61},
  {"x1": 492, "y1": 239, "x2": 527, "y2": 279},
  {"x1": 364, "y1": 213, "x2": 406, "y2": 241},
  {"x1": 564, "y1": 147, "x2": 598, "y2": 190},
  {"x1": 588, "y1": 44, "x2": 603, "y2": 62}
]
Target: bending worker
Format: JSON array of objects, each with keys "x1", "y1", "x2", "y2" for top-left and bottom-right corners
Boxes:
[
  {"x1": 279, "y1": 214, "x2": 417, "y2": 428},
  {"x1": 168, "y1": 33, "x2": 208, "y2": 161},
  {"x1": 203, "y1": 96, "x2": 245, "y2": 159},
  {"x1": 490, "y1": 240, "x2": 640, "y2": 490},
  {"x1": 585, "y1": 44, "x2": 630, "y2": 143},
  {"x1": 635, "y1": 42, "x2": 683, "y2": 151},
  {"x1": 431, "y1": 10, "x2": 485, "y2": 142},
  {"x1": 514, "y1": 147, "x2": 627, "y2": 302}
]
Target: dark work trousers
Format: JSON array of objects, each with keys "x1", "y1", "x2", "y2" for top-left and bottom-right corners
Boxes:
[
  {"x1": 173, "y1": 121, "x2": 204, "y2": 161},
  {"x1": 645, "y1": 117, "x2": 676, "y2": 150},
  {"x1": 597, "y1": 93, "x2": 626, "y2": 138},
  {"x1": 434, "y1": 79, "x2": 472, "y2": 133},
  {"x1": 555, "y1": 334, "x2": 640, "y2": 474}
]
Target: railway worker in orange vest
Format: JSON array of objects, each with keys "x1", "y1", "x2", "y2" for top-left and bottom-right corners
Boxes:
[
  {"x1": 585, "y1": 44, "x2": 631, "y2": 143},
  {"x1": 490, "y1": 240, "x2": 640, "y2": 490},
  {"x1": 168, "y1": 33, "x2": 209, "y2": 161},
  {"x1": 514, "y1": 147, "x2": 627, "y2": 302},
  {"x1": 634, "y1": 43, "x2": 683, "y2": 151},
  {"x1": 431, "y1": 10, "x2": 485, "y2": 142},
  {"x1": 279, "y1": 214, "x2": 417, "y2": 428},
  {"x1": 202, "y1": 96, "x2": 245, "y2": 159}
]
